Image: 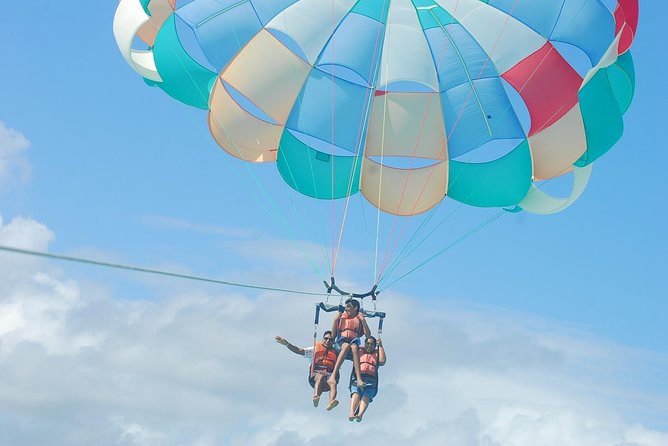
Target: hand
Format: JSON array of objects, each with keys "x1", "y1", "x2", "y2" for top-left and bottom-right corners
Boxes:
[
  {"x1": 377, "y1": 338, "x2": 383, "y2": 347},
  {"x1": 275, "y1": 336, "x2": 288, "y2": 345}
]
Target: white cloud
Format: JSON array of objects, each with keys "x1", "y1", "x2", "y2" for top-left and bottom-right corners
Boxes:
[
  {"x1": 0, "y1": 121, "x2": 31, "y2": 188},
  {"x1": 0, "y1": 214, "x2": 55, "y2": 283},
  {"x1": 0, "y1": 216, "x2": 666, "y2": 446}
]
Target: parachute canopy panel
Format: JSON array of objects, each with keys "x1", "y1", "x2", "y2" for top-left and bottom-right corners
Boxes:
[{"x1": 114, "y1": 0, "x2": 638, "y2": 216}]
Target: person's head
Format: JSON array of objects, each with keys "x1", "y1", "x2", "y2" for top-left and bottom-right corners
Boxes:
[
  {"x1": 322, "y1": 330, "x2": 334, "y2": 346},
  {"x1": 363, "y1": 336, "x2": 377, "y2": 353},
  {"x1": 344, "y1": 298, "x2": 360, "y2": 316}
]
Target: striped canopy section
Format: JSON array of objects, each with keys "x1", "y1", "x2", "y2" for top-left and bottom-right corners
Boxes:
[{"x1": 113, "y1": 0, "x2": 638, "y2": 216}]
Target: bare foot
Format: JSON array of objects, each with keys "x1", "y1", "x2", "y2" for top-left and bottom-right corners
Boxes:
[
  {"x1": 312, "y1": 395, "x2": 320, "y2": 407},
  {"x1": 326, "y1": 399, "x2": 339, "y2": 411}
]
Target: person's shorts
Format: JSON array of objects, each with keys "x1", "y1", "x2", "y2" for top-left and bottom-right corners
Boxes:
[
  {"x1": 308, "y1": 369, "x2": 337, "y2": 389},
  {"x1": 349, "y1": 376, "x2": 378, "y2": 402},
  {"x1": 335, "y1": 336, "x2": 361, "y2": 351}
]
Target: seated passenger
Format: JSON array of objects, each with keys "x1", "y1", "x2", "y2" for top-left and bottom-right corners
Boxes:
[
  {"x1": 275, "y1": 331, "x2": 339, "y2": 410},
  {"x1": 328, "y1": 298, "x2": 371, "y2": 391},
  {"x1": 348, "y1": 336, "x2": 386, "y2": 422}
]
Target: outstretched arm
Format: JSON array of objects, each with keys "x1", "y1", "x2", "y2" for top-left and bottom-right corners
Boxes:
[
  {"x1": 275, "y1": 336, "x2": 305, "y2": 355},
  {"x1": 377, "y1": 338, "x2": 386, "y2": 366}
]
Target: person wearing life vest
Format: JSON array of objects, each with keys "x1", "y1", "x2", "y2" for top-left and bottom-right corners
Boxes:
[
  {"x1": 348, "y1": 336, "x2": 386, "y2": 422},
  {"x1": 328, "y1": 298, "x2": 371, "y2": 393},
  {"x1": 275, "y1": 331, "x2": 340, "y2": 410}
]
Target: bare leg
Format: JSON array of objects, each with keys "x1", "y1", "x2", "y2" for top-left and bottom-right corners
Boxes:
[
  {"x1": 327, "y1": 374, "x2": 337, "y2": 404},
  {"x1": 312, "y1": 373, "x2": 324, "y2": 407},
  {"x1": 356, "y1": 396, "x2": 370, "y2": 422},
  {"x1": 349, "y1": 392, "x2": 361, "y2": 421},
  {"x1": 351, "y1": 344, "x2": 364, "y2": 388},
  {"x1": 328, "y1": 343, "x2": 350, "y2": 385}
]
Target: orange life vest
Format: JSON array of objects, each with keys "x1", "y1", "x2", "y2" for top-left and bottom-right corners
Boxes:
[
  {"x1": 313, "y1": 342, "x2": 337, "y2": 373},
  {"x1": 359, "y1": 350, "x2": 379, "y2": 377},
  {"x1": 337, "y1": 313, "x2": 362, "y2": 341}
]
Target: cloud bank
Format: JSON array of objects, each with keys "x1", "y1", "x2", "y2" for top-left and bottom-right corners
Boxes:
[{"x1": 1, "y1": 215, "x2": 667, "y2": 446}]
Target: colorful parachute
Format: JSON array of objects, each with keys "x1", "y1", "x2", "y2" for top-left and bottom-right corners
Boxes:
[{"x1": 114, "y1": 0, "x2": 638, "y2": 216}]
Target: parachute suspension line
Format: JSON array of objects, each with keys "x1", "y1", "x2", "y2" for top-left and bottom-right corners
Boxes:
[
  {"x1": 163, "y1": 23, "x2": 328, "y2": 279},
  {"x1": 378, "y1": 0, "x2": 523, "y2": 285},
  {"x1": 380, "y1": 203, "x2": 461, "y2": 284},
  {"x1": 276, "y1": 9, "x2": 332, "y2": 275},
  {"x1": 374, "y1": 17, "x2": 395, "y2": 284},
  {"x1": 379, "y1": 209, "x2": 505, "y2": 291},
  {"x1": 380, "y1": 159, "x2": 581, "y2": 289},
  {"x1": 290, "y1": 193, "x2": 331, "y2": 271},
  {"x1": 331, "y1": 86, "x2": 369, "y2": 275},
  {"x1": 376, "y1": 0, "x2": 504, "y2": 283},
  {"x1": 359, "y1": 193, "x2": 369, "y2": 232},
  {"x1": 332, "y1": 6, "x2": 388, "y2": 276},
  {"x1": 375, "y1": 92, "x2": 442, "y2": 283},
  {"x1": 214, "y1": 18, "x2": 329, "y2": 277},
  {"x1": 330, "y1": 0, "x2": 339, "y2": 277},
  {"x1": 0, "y1": 245, "x2": 329, "y2": 296},
  {"x1": 275, "y1": 142, "x2": 331, "y2": 273},
  {"x1": 174, "y1": 103, "x2": 326, "y2": 279}
]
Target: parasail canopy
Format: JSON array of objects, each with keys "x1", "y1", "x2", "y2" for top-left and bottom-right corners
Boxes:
[{"x1": 114, "y1": 0, "x2": 637, "y2": 216}]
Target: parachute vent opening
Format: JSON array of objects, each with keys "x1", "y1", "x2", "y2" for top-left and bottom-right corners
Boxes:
[
  {"x1": 287, "y1": 130, "x2": 359, "y2": 158},
  {"x1": 222, "y1": 80, "x2": 278, "y2": 124},
  {"x1": 533, "y1": 168, "x2": 578, "y2": 199},
  {"x1": 552, "y1": 41, "x2": 594, "y2": 79},
  {"x1": 451, "y1": 138, "x2": 525, "y2": 164},
  {"x1": 500, "y1": 78, "x2": 531, "y2": 136},
  {"x1": 380, "y1": 81, "x2": 435, "y2": 94},
  {"x1": 131, "y1": 34, "x2": 150, "y2": 52},
  {"x1": 367, "y1": 156, "x2": 441, "y2": 170},
  {"x1": 316, "y1": 64, "x2": 369, "y2": 87}
]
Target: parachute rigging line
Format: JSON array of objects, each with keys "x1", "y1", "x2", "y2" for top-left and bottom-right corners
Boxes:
[
  {"x1": 0, "y1": 245, "x2": 328, "y2": 297},
  {"x1": 378, "y1": 0, "x2": 601, "y2": 286},
  {"x1": 378, "y1": 209, "x2": 506, "y2": 291},
  {"x1": 163, "y1": 25, "x2": 330, "y2": 279},
  {"x1": 374, "y1": 0, "x2": 522, "y2": 284},
  {"x1": 332, "y1": 0, "x2": 389, "y2": 279}
]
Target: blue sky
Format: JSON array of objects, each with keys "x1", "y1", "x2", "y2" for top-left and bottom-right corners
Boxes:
[{"x1": 1, "y1": 1, "x2": 667, "y2": 445}]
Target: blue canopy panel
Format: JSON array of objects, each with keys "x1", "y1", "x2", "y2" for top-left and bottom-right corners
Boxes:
[
  {"x1": 286, "y1": 70, "x2": 372, "y2": 155},
  {"x1": 176, "y1": 0, "x2": 263, "y2": 71},
  {"x1": 424, "y1": 23, "x2": 499, "y2": 92},
  {"x1": 316, "y1": 12, "x2": 387, "y2": 87},
  {"x1": 250, "y1": 0, "x2": 300, "y2": 25},
  {"x1": 441, "y1": 78, "x2": 525, "y2": 159},
  {"x1": 352, "y1": 0, "x2": 390, "y2": 22},
  {"x1": 550, "y1": 0, "x2": 616, "y2": 65},
  {"x1": 484, "y1": 0, "x2": 614, "y2": 74},
  {"x1": 486, "y1": 0, "x2": 563, "y2": 38}
]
